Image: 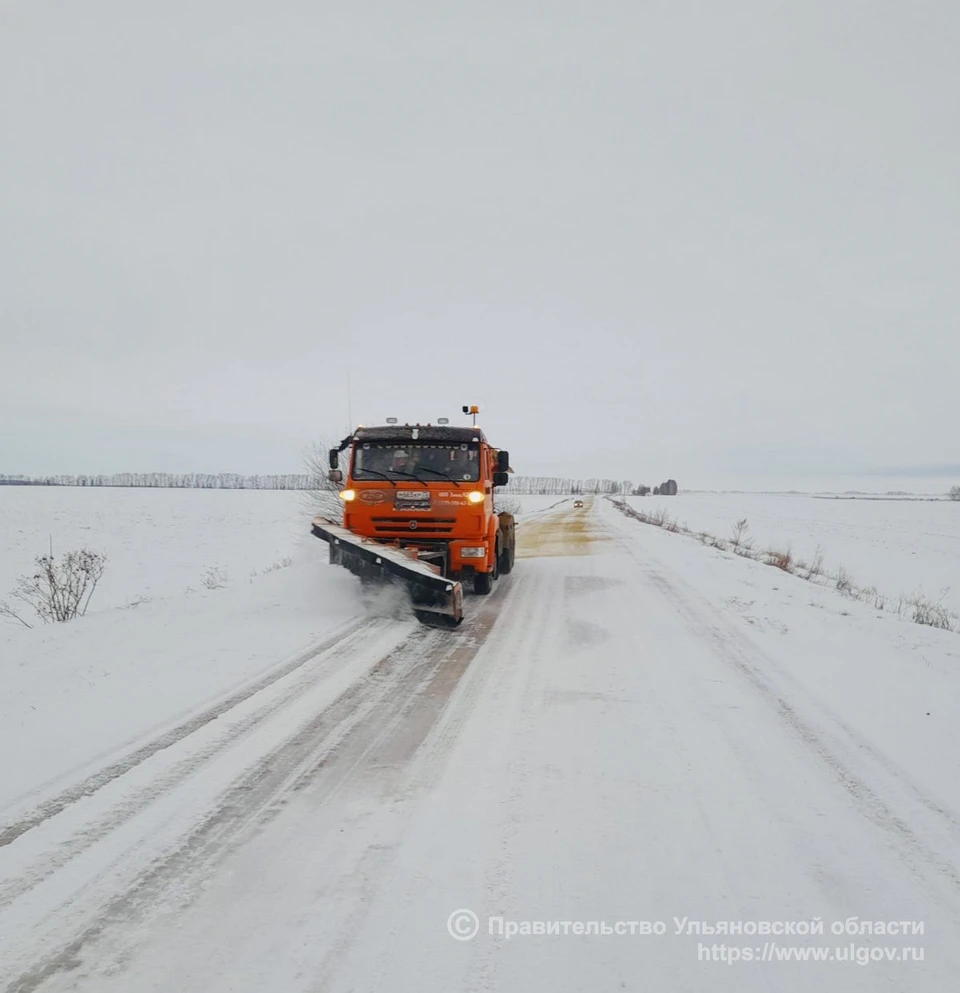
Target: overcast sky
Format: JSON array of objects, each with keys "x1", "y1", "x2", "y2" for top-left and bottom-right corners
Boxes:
[{"x1": 2, "y1": 0, "x2": 957, "y2": 485}]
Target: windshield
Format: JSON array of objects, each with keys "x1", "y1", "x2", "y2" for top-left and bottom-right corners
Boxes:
[{"x1": 353, "y1": 442, "x2": 481, "y2": 482}]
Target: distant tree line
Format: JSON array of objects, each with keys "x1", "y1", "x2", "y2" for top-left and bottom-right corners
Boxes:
[
  {"x1": 513, "y1": 478, "x2": 646, "y2": 496},
  {"x1": 0, "y1": 472, "x2": 669, "y2": 495},
  {"x1": 0, "y1": 473, "x2": 316, "y2": 490}
]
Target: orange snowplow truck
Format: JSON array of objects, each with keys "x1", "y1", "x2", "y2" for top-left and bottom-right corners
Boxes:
[{"x1": 311, "y1": 417, "x2": 515, "y2": 626}]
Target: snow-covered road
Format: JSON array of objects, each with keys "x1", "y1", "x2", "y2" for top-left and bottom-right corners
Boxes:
[{"x1": 2, "y1": 498, "x2": 958, "y2": 992}]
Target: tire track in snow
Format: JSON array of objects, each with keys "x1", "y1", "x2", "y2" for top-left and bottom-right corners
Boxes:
[
  {"x1": 311, "y1": 514, "x2": 592, "y2": 993},
  {"x1": 301, "y1": 571, "x2": 554, "y2": 993},
  {"x1": 1, "y1": 592, "x2": 512, "y2": 993},
  {"x1": 2, "y1": 621, "x2": 425, "y2": 993},
  {"x1": 0, "y1": 618, "x2": 405, "y2": 910},
  {"x1": 0, "y1": 616, "x2": 374, "y2": 850}
]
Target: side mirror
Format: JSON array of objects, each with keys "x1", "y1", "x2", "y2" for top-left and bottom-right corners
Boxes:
[
  {"x1": 328, "y1": 449, "x2": 339, "y2": 470},
  {"x1": 328, "y1": 469, "x2": 343, "y2": 483},
  {"x1": 493, "y1": 471, "x2": 509, "y2": 487},
  {"x1": 496, "y1": 451, "x2": 510, "y2": 471}
]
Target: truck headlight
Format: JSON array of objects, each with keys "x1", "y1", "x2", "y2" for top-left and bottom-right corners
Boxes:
[
  {"x1": 339, "y1": 489, "x2": 356, "y2": 502},
  {"x1": 467, "y1": 491, "x2": 485, "y2": 504},
  {"x1": 460, "y1": 546, "x2": 486, "y2": 558}
]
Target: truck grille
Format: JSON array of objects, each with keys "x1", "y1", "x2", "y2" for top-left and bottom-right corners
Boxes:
[{"x1": 370, "y1": 516, "x2": 457, "y2": 534}]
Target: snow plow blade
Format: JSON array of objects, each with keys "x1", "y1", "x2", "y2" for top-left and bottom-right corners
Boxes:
[{"x1": 311, "y1": 516, "x2": 463, "y2": 626}]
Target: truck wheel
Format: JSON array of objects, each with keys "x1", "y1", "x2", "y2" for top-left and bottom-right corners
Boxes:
[{"x1": 473, "y1": 570, "x2": 493, "y2": 595}]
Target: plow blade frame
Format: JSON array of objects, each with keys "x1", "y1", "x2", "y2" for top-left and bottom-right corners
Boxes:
[{"x1": 311, "y1": 517, "x2": 463, "y2": 625}]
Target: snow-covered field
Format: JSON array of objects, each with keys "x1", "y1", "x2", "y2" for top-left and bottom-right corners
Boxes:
[
  {"x1": 625, "y1": 491, "x2": 960, "y2": 613},
  {"x1": 0, "y1": 487, "x2": 319, "y2": 615},
  {"x1": 13, "y1": 483, "x2": 952, "y2": 630}
]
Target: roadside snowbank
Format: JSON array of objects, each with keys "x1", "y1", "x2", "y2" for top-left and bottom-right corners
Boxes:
[{"x1": 625, "y1": 491, "x2": 960, "y2": 613}]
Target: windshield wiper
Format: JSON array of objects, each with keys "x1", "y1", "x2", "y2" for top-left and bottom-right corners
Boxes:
[
  {"x1": 411, "y1": 466, "x2": 461, "y2": 487},
  {"x1": 353, "y1": 468, "x2": 397, "y2": 486}
]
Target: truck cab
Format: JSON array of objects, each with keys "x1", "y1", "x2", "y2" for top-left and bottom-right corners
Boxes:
[{"x1": 329, "y1": 424, "x2": 514, "y2": 594}]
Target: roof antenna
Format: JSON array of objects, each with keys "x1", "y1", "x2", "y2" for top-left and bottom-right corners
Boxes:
[{"x1": 347, "y1": 372, "x2": 353, "y2": 432}]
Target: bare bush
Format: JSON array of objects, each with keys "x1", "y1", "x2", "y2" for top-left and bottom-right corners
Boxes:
[
  {"x1": 202, "y1": 566, "x2": 229, "y2": 590},
  {"x1": 301, "y1": 439, "x2": 346, "y2": 521},
  {"x1": 907, "y1": 591, "x2": 955, "y2": 630},
  {"x1": 835, "y1": 566, "x2": 854, "y2": 594},
  {"x1": 764, "y1": 548, "x2": 794, "y2": 572},
  {"x1": 730, "y1": 518, "x2": 750, "y2": 551},
  {"x1": 494, "y1": 496, "x2": 523, "y2": 516},
  {"x1": 1, "y1": 549, "x2": 106, "y2": 627},
  {"x1": 805, "y1": 546, "x2": 824, "y2": 580},
  {"x1": 857, "y1": 585, "x2": 878, "y2": 606},
  {"x1": 0, "y1": 602, "x2": 32, "y2": 629}
]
